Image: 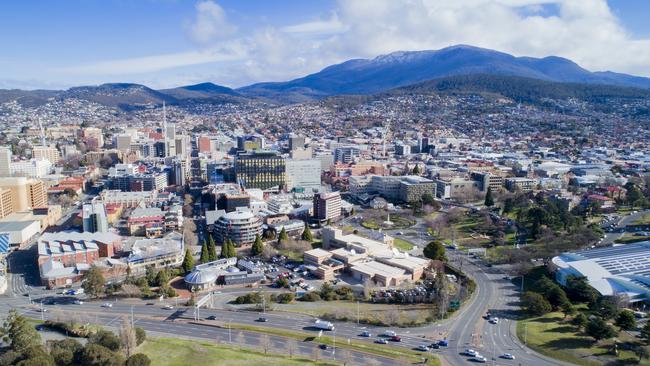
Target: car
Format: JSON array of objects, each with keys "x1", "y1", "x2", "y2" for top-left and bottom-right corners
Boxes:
[
  {"x1": 73, "y1": 300, "x2": 84, "y2": 305},
  {"x1": 471, "y1": 355, "x2": 487, "y2": 363},
  {"x1": 430, "y1": 343, "x2": 440, "y2": 349},
  {"x1": 489, "y1": 317, "x2": 499, "y2": 324},
  {"x1": 38, "y1": 308, "x2": 48, "y2": 313},
  {"x1": 206, "y1": 315, "x2": 217, "y2": 320},
  {"x1": 382, "y1": 330, "x2": 397, "y2": 337},
  {"x1": 101, "y1": 303, "x2": 113, "y2": 308},
  {"x1": 437, "y1": 339, "x2": 449, "y2": 347},
  {"x1": 360, "y1": 330, "x2": 371, "y2": 337},
  {"x1": 465, "y1": 349, "x2": 478, "y2": 357},
  {"x1": 375, "y1": 338, "x2": 388, "y2": 344},
  {"x1": 416, "y1": 345, "x2": 429, "y2": 352},
  {"x1": 319, "y1": 344, "x2": 328, "y2": 350},
  {"x1": 163, "y1": 305, "x2": 174, "y2": 310},
  {"x1": 390, "y1": 335, "x2": 402, "y2": 342},
  {"x1": 501, "y1": 353, "x2": 515, "y2": 360},
  {"x1": 257, "y1": 317, "x2": 268, "y2": 322}
]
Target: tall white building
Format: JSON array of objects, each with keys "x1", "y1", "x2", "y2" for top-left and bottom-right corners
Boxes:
[
  {"x1": 285, "y1": 158, "x2": 322, "y2": 194},
  {"x1": 0, "y1": 147, "x2": 11, "y2": 177},
  {"x1": 11, "y1": 159, "x2": 53, "y2": 178}
]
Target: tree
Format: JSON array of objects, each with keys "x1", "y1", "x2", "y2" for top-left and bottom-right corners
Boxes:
[
  {"x1": 1, "y1": 310, "x2": 41, "y2": 352},
  {"x1": 199, "y1": 241, "x2": 209, "y2": 264},
  {"x1": 81, "y1": 266, "x2": 106, "y2": 298},
  {"x1": 484, "y1": 188, "x2": 494, "y2": 207},
  {"x1": 207, "y1": 235, "x2": 217, "y2": 261},
  {"x1": 615, "y1": 310, "x2": 636, "y2": 331},
  {"x1": 546, "y1": 286, "x2": 570, "y2": 310},
  {"x1": 125, "y1": 354, "x2": 151, "y2": 366},
  {"x1": 521, "y1": 292, "x2": 552, "y2": 316},
  {"x1": 565, "y1": 275, "x2": 599, "y2": 304},
  {"x1": 221, "y1": 239, "x2": 237, "y2": 258},
  {"x1": 78, "y1": 344, "x2": 124, "y2": 366},
  {"x1": 48, "y1": 339, "x2": 82, "y2": 366},
  {"x1": 89, "y1": 330, "x2": 121, "y2": 351},
  {"x1": 634, "y1": 346, "x2": 650, "y2": 364},
  {"x1": 135, "y1": 327, "x2": 146, "y2": 346},
  {"x1": 301, "y1": 223, "x2": 313, "y2": 242},
  {"x1": 641, "y1": 322, "x2": 650, "y2": 344},
  {"x1": 277, "y1": 227, "x2": 289, "y2": 243},
  {"x1": 119, "y1": 318, "x2": 137, "y2": 357},
  {"x1": 251, "y1": 234, "x2": 264, "y2": 256},
  {"x1": 145, "y1": 266, "x2": 156, "y2": 287},
  {"x1": 181, "y1": 248, "x2": 195, "y2": 274},
  {"x1": 592, "y1": 296, "x2": 620, "y2": 320},
  {"x1": 412, "y1": 164, "x2": 420, "y2": 175},
  {"x1": 571, "y1": 313, "x2": 588, "y2": 330},
  {"x1": 561, "y1": 302, "x2": 576, "y2": 319},
  {"x1": 155, "y1": 269, "x2": 169, "y2": 287},
  {"x1": 423, "y1": 240, "x2": 446, "y2": 261},
  {"x1": 585, "y1": 317, "x2": 617, "y2": 341},
  {"x1": 260, "y1": 334, "x2": 271, "y2": 354}
]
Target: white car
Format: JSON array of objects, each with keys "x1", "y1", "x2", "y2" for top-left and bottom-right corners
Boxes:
[
  {"x1": 382, "y1": 330, "x2": 397, "y2": 337},
  {"x1": 465, "y1": 349, "x2": 478, "y2": 357},
  {"x1": 416, "y1": 345, "x2": 430, "y2": 352},
  {"x1": 471, "y1": 355, "x2": 487, "y2": 363},
  {"x1": 163, "y1": 305, "x2": 174, "y2": 310},
  {"x1": 489, "y1": 317, "x2": 499, "y2": 324},
  {"x1": 73, "y1": 300, "x2": 84, "y2": 305},
  {"x1": 375, "y1": 338, "x2": 388, "y2": 344},
  {"x1": 501, "y1": 353, "x2": 515, "y2": 360},
  {"x1": 101, "y1": 303, "x2": 113, "y2": 308}
]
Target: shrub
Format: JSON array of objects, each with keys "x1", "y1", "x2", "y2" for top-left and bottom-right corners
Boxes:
[
  {"x1": 276, "y1": 293, "x2": 295, "y2": 304},
  {"x1": 299, "y1": 292, "x2": 321, "y2": 302}
]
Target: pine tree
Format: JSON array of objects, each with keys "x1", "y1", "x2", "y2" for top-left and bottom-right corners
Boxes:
[
  {"x1": 207, "y1": 235, "x2": 217, "y2": 261},
  {"x1": 251, "y1": 234, "x2": 264, "y2": 256},
  {"x1": 412, "y1": 164, "x2": 420, "y2": 175},
  {"x1": 278, "y1": 227, "x2": 289, "y2": 243},
  {"x1": 181, "y1": 248, "x2": 195, "y2": 273},
  {"x1": 199, "y1": 241, "x2": 209, "y2": 263},
  {"x1": 301, "y1": 223, "x2": 313, "y2": 242},
  {"x1": 226, "y1": 239, "x2": 237, "y2": 258},
  {"x1": 484, "y1": 187, "x2": 494, "y2": 207}
]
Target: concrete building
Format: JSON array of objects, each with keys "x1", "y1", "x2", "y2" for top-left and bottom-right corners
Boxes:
[
  {"x1": 213, "y1": 208, "x2": 263, "y2": 246},
  {"x1": 82, "y1": 203, "x2": 109, "y2": 233},
  {"x1": 505, "y1": 177, "x2": 537, "y2": 192},
  {"x1": 334, "y1": 147, "x2": 360, "y2": 164},
  {"x1": 288, "y1": 134, "x2": 305, "y2": 151},
  {"x1": 0, "y1": 177, "x2": 48, "y2": 211},
  {"x1": 313, "y1": 192, "x2": 342, "y2": 222},
  {"x1": 285, "y1": 158, "x2": 321, "y2": 194},
  {"x1": 399, "y1": 176, "x2": 436, "y2": 203},
  {"x1": 125, "y1": 231, "x2": 184, "y2": 269},
  {"x1": 435, "y1": 177, "x2": 481, "y2": 201},
  {"x1": 395, "y1": 144, "x2": 411, "y2": 156},
  {"x1": 32, "y1": 146, "x2": 61, "y2": 164},
  {"x1": 470, "y1": 171, "x2": 504, "y2": 192},
  {"x1": 11, "y1": 159, "x2": 53, "y2": 178},
  {"x1": 0, "y1": 147, "x2": 11, "y2": 177},
  {"x1": 0, "y1": 220, "x2": 40, "y2": 247}
]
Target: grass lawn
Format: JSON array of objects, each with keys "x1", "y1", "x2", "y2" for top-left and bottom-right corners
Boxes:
[
  {"x1": 140, "y1": 338, "x2": 337, "y2": 366},
  {"x1": 633, "y1": 213, "x2": 650, "y2": 226},
  {"x1": 393, "y1": 238, "x2": 414, "y2": 251},
  {"x1": 517, "y1": 312, "x2": 647, "y2": 366},
  {"x1": 614, "y1": 233, "x2": 650, "y2": 244}
]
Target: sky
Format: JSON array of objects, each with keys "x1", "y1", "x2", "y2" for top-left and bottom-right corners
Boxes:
[{"x1": 1, "y1": 0, "x2": 650, "y2": 90}]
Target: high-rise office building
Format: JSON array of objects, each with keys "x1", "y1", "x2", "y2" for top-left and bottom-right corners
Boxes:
[
  {"x1": 11, "y1": 159, "x2": 53, "y2": 178},
  {"x1": 285, "y1": 158, "x2": 321, "y2": 194},
  {"x1": 0, "y1": 177, "x2": 47, "y2": 211},
  {"x1": 0, "y1": 147, "x2": 11, "y2": 177},
  {"x1": 116, "y1": 134, "x2": 132, "y2": 152},
  {"x1": 313, "y1": 192, "x2": 342, "y2": 222},
  {"x1": 235, "y1": 151, "x2": 285, "y2": 191},
  {"x1": 334, "y1": 147, "x2": 360, "y2": 164}
]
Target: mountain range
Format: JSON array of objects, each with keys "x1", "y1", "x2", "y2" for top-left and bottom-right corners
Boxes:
[{"x1": 2, "y1": 44, "x2": 650, "y2": 108}]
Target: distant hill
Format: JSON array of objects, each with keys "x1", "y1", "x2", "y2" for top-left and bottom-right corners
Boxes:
[
  {"x1": 386, "y1": 74, "x2": 650, "y2": 103},
  {"x1": 61, "y1": 83, "x2": 178, "y2": 110},
  {"x1": 160, "y1": 82, "x2": 241, "y2": 100},
  {"x1": 238, "y1": 45, "x2": 650, "y2": 103}
]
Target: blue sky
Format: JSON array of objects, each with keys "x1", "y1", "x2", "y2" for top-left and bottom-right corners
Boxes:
[{"x1": 1, "y1": 0, "x2": 649, "y2": 89}]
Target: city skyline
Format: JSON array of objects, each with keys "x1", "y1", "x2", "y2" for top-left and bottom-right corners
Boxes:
[{"x1": 2, "y1": 0, "x2": 650, "y2": 90}]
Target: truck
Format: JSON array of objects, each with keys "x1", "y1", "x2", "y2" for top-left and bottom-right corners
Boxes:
[{"x1": 313, "y1": 319, "x2": 335, "y2": 331}]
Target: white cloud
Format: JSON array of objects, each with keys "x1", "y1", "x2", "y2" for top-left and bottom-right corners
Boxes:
[
  {"x1": 188, "y1": 0, "x2": 237, "y2": 45},
  {"x1": 27, "y1": 0, "x2": 650, "y2": 89}
]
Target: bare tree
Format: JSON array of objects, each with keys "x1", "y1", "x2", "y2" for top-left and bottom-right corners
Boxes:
[
  {"x1": 119, "y1": 317, "x2": 137, "y2": 357},
  {"x1": 121, "y1": 284, "x2": 142, "y2": 298},
  {"x1": 236, "y1": 331, "x2": 246, "y2": 350},
  {"x1": 260, "y1": 334, "x2": 272, "y2": 354},
  {"x1": 286, "y1": 338, "x2": 298, "y2": 359}
]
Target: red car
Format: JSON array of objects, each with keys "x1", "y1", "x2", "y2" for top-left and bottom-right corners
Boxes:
[{"x1": 390, "y1": 335, "x2": 402, "y2": 342}]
